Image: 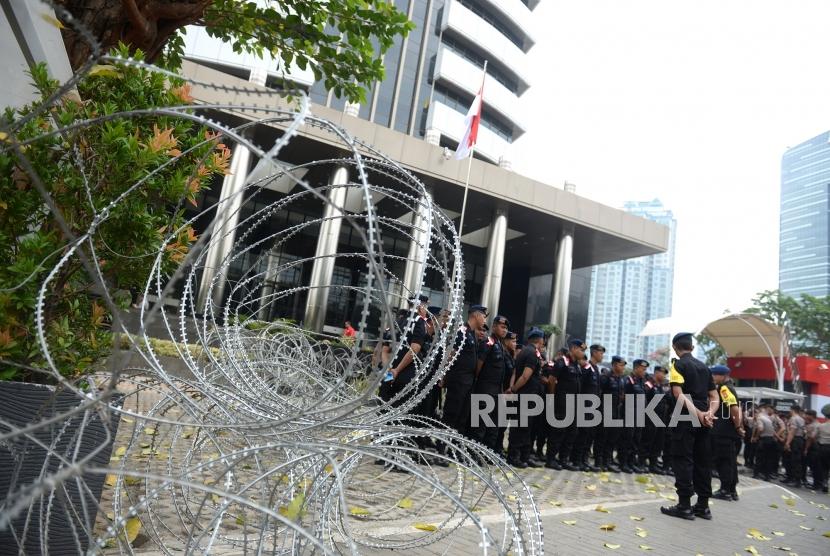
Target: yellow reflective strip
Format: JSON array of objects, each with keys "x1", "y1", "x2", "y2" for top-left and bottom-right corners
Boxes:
[
  {"x1": 668, "y1": 361, "x2": 684, "y2": 384},
  {"x1": 719, "y1": 385, "x2": 737, "y2": 406}
]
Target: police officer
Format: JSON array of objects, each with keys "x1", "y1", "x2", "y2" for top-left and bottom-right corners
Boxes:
[
  {"x1": 389, "y1": 295, "x2": 429, "y2": 405},
  {"x1": 660, "y1": 332, "x2": 717, "y2": 521},
  {"x1": 783, "y1": 404, "x2": 807, "y2": 487},
  {"x1": 619, "y1": 359, "x2": 649, "y2": 473},
  {"x1": 545, "y1": 339, "x2": 588, "y2": 470},
  {"x1": 495, "y1": 331, "x2": 518, "y2": 456},
  {"x1": 471, "y1": 315, "x2": 510, "y2": 452},
  {"x1": 506, "y1": 328, "x2": 545, "y2": 468},
  {"x1": 414, "y1": 306, "x2": 445, "y2": 423},
  {"x1": 443, "y1": 304, "x2": 486, "y2": 437},
  {"x1": 711, "y1": 364, "x2": 743, "y2": 501},
  {"x1": 572, "y1": 344, "x2": 604, "y2": 471},
  {"x1": 642, "y1": 366, "x2": 670, "y2": 474},
  {"x1": 599, "y1": 356, "x2": 626, "y2": 472}
]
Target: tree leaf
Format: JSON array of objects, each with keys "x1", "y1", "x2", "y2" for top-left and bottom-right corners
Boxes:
[
  {"x1": 397, "y1": 498, "x2": 413, "y2": 509},
  {"x1": 599, "y1": 524, "x2": 616, "y2": 531},
  {"x1": 604, "y1": 543, "x2": 621, "y2": 550},
  {"x1": 349, "y1": 506, "x2": 370, "y2": 516},
  {"x1": 123, "y1": 517, "x2": 141, "y2": 544},
  {"x1": 595, "y1": 505, "x2": 611, "y2": 513},
  {"x1": 562, "y1": 520, "x2": 577, "y2": 525},
  {"x1": 413, "y1": 522, "x2": 438, "y2": 531},
  {"x1": 639, "y1": 545, "x2": 653, "y2": 551},
  {"x1": 630, "y1": 515, "x2": 645, "y2": 521}
]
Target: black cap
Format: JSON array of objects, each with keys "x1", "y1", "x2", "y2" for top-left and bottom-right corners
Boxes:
[
  {"x1": 527, "y1": 327, "x2": 545, "y2": 340},
  {"x1": 427, "y1": 306, "x2": 442, "y2": 317},
  {"x1": 633, "y1": 359, "x2": 650, "y2": 368},
  {"x1": 590, "y1": 344, "x2": 606, "y2": 353},
  {"x1": 468, "y1": 304, "x2": 488, "y2": 316},
  {"x1": 492, "y1": 315, "x2": 510, "y2": 327},
  {"x1": 653, "y1": 365, "x2": 666, "y2": 373},
  {"x1": 482, "y1": 323, "x2": 490, "y2": 332},
  {"x1": 506, "y1": 331, "x2": 517, "y2": 340},
  {"x1": 672, "y1": 332, "x2": 694, "y2": 345},
  {"x1": 568, "y1": 338, "x2": 586, "y2": 349},
  {"x1": 611, "y1": 355, "x2": 627, "y2": 365}
]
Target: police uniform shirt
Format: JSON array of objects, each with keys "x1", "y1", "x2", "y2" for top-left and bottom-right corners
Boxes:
[
  {"x1": 668, "y1": 353, "x2": 716, "y2": 414},
  {"x1": 600, "y1": 372, "x2": 625, "y2": 415},
  {"x1": 514, "y1": 344, "x2": 542, "y2": 394},
  {"x1": 712, "y1": 381, "x2": 740, "y2": 438},
  {"x1": 624, "y1": 374, "x2": 646, "y2": 396},
  {"x1": 817, "y1": 421, "x2": 830, "y2": 445},
  {"x1": 757, "y1": 414, "x2": 775, "y2": 437},
  {"x1": 789, "y1": 414, "x2": 806, "y2": 438},
  {"x1": 390, "y1": 315, "x2": 427, "y2": 381},
  {"x1": 552, "y1": 356, "x2": 582, "y2": 396},
  {"x1": 503, "y1": 350, "x2": 516, "y2": 391},
  {"x1": 449, "y1": 324, "x2": 479, "y2": 380},
  {"x1": 581, "y1": 362, "x2": 602, "y2": 396},
  {"x1": 476, "y1": 335, "x2": 506, "y2": 392}
]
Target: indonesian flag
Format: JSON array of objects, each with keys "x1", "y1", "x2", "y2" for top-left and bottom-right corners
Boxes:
[{"x1": 454, "y1": 81, "x2": 484, "y2": 160}]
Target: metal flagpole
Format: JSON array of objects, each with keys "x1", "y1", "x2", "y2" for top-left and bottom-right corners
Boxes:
[{"x1": 457, "y1": 60, "x2": 487, "y2": 238}]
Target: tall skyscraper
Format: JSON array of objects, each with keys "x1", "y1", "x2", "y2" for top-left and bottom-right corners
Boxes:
[
  {"x1": 586, "y1": 200, "x2": 677, "y2": 360},
  {"x1": 780, "y1": 131, "x2": 830, "y2": 298}
]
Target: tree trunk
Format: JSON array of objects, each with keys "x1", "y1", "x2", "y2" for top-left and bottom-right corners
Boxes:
[{"x1": 55, "y1": 0, "x2": 211, "y2": 69}]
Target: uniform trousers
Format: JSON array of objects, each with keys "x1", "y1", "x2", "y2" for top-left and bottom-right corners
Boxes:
[
  {"x1": 443, "y1": 375, "x2": 474, "y2": 436},
  {"x1": 713, "y1": 435, "x2": 738, "y2": 493},
  {"x1": 671, "y1": 426, "x2": 712, "y2": 504}
]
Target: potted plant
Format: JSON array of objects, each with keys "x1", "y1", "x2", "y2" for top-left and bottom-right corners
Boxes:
[{"x1": 0, "y1": 48, "x2": 230, "y2": 553}]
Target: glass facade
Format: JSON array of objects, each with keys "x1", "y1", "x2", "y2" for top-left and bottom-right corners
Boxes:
[
  {"x1": 586, "y1": 200, "x2": 677, "y2": 361},
  {"x1": 780, "y1": 131, "x2": 830, "y2": 298}
]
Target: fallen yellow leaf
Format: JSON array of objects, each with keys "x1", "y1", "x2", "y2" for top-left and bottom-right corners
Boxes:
[
  {"x1": 630, "y1": 515, "x2": 645, "y2": 521},
  {"x1": 413, "y1": 522, "x2": 438, "y2": 531},
  {"x1": 324, "y1": 464, "x2": 334, "y2": 474},
  {"x1": 124, "y1": 476, "x2": 142, "y2": 486},
  {"x1": 635, "y1": 476, "x2": 651, "y2": 484},
  {"x1": 122, "y1": 517, "x2": 141, "y2": 544},
  {"x1": 639, "y1": 545, "x2": 653, "y2": 551},
  {"x1": 105, "y1": 474, "x2": 117, "y2": 487},
  {"x1": 144, "y1": 427, "x2": 156, "y2": 435},
  {"x1": 121, "y1": 417, "x2": 134, "y2": 424},
  {"x1": 595, "y1": 505, "x2": 611, "y2": 513},
  {"x1": 770, "y1": 503, "x2": 779, "y2": 508},
  {"x1": 823, "y1": 531, "x2": 830, "y2": 538},
  {"x1": 349, "y1": 506, "x2": 370, "y2": 516},
  {"x1": 748, "y1": 528, "x2": 772, "y2": 541},
  {"x1": 550, "y1": 500, "x2": 563, "y2": 506},
  {"x1": 115, "y1": 446, "x2": 127, "y2": 457},
  {"x1": 599, "y1": 524, "x2": 616, "y2": 531},
  {"x1": 586, "y1": 484, "x2": 597, "y2": 491},
  {"x1": 397, "y1": 498, "x2": 413, "y2": 509},
  {"x1": 40, "y1": 14, "x2": 64, "y2": 29},
  {"x1": 782, "y1": 496, "x2": 796, "y2": 507},
  {"x1": 635, "y1": 528, "x2": 648, "y2": 538},
  {"x1": 745, "y1": 546, "x2": 760, "y2": 556},
  {"x1": 604, "y1": 543, "x2": 621, "y2": 550},
  {"x1": 562, "y1": 520, "x2": 577, "y2": 525},
  {"x1": 235, "y1": 515, "x2": 245, "y2": 525},
  {"x1": 278, "y1": 491, "x2": 306, "y2": 520},
  {"x1": 772, "y1": 531, "x2": 785, "y2": 536},
  {"x1": 799, "y1": 525, "x2": 813, "y2": 531}
]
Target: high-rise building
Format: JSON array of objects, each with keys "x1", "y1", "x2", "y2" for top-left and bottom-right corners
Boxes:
[
  {"x1": 308, "y1": 0, "x2": 537, "y2": 166},
  {"x1": 586, "y1": 200, "x2": 677, "y2": 361},
  {"x1": 176, "y1": 4, "x2": 669, "y2": 337},
  {"x1": 780, "y1": 131, "x2": 830, "y2": 298}
]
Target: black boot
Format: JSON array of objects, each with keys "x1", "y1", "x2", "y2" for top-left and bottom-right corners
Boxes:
[
  {"x1": 660, "y1": 503, "x2": 695, "y2": 520},
  {"x1": 693, "y1": 500, "x2": 712, "y2": 520}
]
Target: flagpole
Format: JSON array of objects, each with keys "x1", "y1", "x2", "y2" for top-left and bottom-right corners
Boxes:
[{"x1": 457, "y1": 60, "x2": 487, "y2": 239}]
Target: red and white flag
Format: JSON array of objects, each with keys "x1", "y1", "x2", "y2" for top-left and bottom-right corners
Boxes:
[{"x1": 454, "y1": 79, "x2": 485, "y2": 160}]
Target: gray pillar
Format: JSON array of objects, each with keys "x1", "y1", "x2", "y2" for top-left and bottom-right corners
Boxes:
[
  {"x1": 547, "y1": 182, "x2": 577, "y2": 355},
  {"x1": 196, "y1": 144, "x2": 251, "y2": 311},
  {"x1": 303, "y1": 165, "x2": 349, "y2": 332},
  {"x1": 257, "y1": 249, "x2": 279, "y2": 320},
  {"x1": 400, "y1": 191, "x2": 432, "y2": 307},
  {"x1": 481, "y1": 207, "x2": 507, "y2": 316}
]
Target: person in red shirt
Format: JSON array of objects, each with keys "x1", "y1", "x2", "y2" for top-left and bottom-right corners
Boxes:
[{"x1": 343, "y1": 321, "x2": 356, "y2": 338}]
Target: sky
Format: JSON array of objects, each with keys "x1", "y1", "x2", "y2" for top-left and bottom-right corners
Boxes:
[{"x1": 513, "y1": 0, "x2": 830, "y2": 329}]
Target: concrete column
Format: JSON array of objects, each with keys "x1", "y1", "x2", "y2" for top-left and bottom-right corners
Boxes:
[
  {"x1": 400, "y1": 190, "x2": 432, "y2": 307},
  {"x1": 303, "y1": 165, "x2": 350, "y2": 331},
  {"x1": 547, "y1": 182, "x2": 577, "y2": 354},
  {"x1": 257, "y1": 249, "x2": 279, "y2": 320},
  {"x1": 481, "y1": 207, "x2": 508, "y2": 316},
  {"x1": 196, "y1": 144, "x2": 252, "y2": 311}
]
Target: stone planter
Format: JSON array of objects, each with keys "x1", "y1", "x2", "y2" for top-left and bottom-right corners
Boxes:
[{"x1": 0, "y1": 381, "x2": 122, "y2": 555}]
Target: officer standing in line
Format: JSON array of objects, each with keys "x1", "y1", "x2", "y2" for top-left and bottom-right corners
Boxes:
[
  {"x1": 619, "y1": 359, "x2": 649, "y2": 473},
  {"x1": 642, "y1": 366, "x2": 670, "y2": 474},
  {"x1": 572, "y1": 343, "x2": 604, "y2": 471},
  {"x1": 545, "y1": 339, "x2": 588, "y2": 470},
  {"x1": 804, "y1": 409, "x2": 821, "y2": 490},
  {"x1": 495, "y1": 331, "x2": 518, "y2": 456},
  {"x1": 710, "y1": 364, "x2": 743, "y2": 501},
  {"x1": 783, "y1": 404, "x2": 807, "y2": 487},
  {"x1": 472, "y1": 315, "x2": 510, "y2": 452},
  {"x1": 389, "y1": 295, "x2": 429, "y2": 405},
  {"x1": 660, "y1": 332, "x2": 718, "y2": 521},
  {"x1": 598, "y1": 356, "x2": 627, "y2": 472},
  {"x1": 443, "y1": 304, "x2": 486, "y2": 437},
  {"x1": 506, "y1": 328, "x2": 545, "y2": 468},
  {"x1": 414, "y1": 306, "x2": 444, "y2": 422}
]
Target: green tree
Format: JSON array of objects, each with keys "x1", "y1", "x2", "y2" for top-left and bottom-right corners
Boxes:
[
  {"x1": 746, "y1": 289, "x2": 830, "y2": 358},
  {"x1": 0, "y1": 50, "x2": 229, "y2": 382},
  {"x1": 55, "y1": 0, "x2": 413, "y2": 102},
  {"x1": 694, "y1": 333, "x2": 726, "y2": 366}
]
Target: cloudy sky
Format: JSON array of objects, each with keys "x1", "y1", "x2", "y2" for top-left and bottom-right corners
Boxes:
[{"x1": 513, "y1": 0, "x2": 830, "y2": 329}]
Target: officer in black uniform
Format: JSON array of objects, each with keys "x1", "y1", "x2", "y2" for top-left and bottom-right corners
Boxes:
[
  {"x1": 642, "y1": 366, "x2": 670, "y2": 474},
  {"x1": 414, "y1": 306, "x2": 445, "y2": 423},
  {"x1": 443, "y1": 304, "x2": 486, "y2": 437},
  {"x1": 496, "y1": 331, "x2": 518, "y2": 455},
  {"x1": 572, "y1": 343, "x2": 604, "y2": 471},
  {"x1": 711, "y1": 364, "x2": 743, "y2": 501},
  {"x1": 389, "y1": 295, "x2": 429, "y2": 406},
  {"x1": 471, "y1": 315, "x2": 510, "y2": 452},
  {"x1": 599, "y1": 356, "x2": 626, "y2": 472},
  {"x1": 661, "y1": 332, "x2": 718, "y2": 521},
  {"x1": 546, "y1": 339, "x2": 588, "y2": 470},
  {"x1": 506, "y1": 327, "x2": 545, "y2": 468},
  {"x1": 619, "y1": 359, "x2": 649, "y2": 473}
]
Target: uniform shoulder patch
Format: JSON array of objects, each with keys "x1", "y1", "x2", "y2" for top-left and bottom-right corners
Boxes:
[
  {"x1": 668, "y1": 361, "x2": 684, "y2": 385},
  {"x1": 719, "y1": 385, "x2": 737, "y2": 406},
  {"x1": 486, "y1": 337, "x2": 495, "y2": 346}
]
